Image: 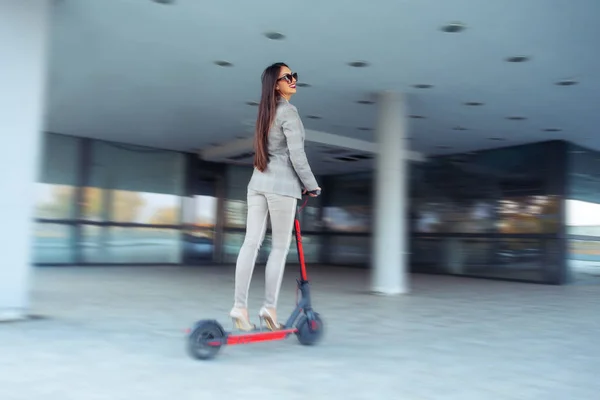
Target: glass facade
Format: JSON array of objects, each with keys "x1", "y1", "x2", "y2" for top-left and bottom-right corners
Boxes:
[
  {"x1": 34, "y1": 132, "x2": 219, "y2": 265},
  {"x1": 565, "y1": 143, "x2": 600, "y2": 282},
  {"x1": 33, "y1": 133, "x2": 80, "y2": 264},
  {"x1": 33, "y1": 133, "x2": 578, "y2": 284},
  {"x1": 320, "y1": 173, "x2": 372, "y2": 266},
  {"x1": 308, "y1": 141, "x2": 568, "y2": 284},
  {"x1": 409, "y1": 140, "x2": 567, "y2": 284}
]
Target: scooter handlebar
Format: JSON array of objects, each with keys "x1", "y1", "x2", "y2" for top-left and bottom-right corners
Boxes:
[{"x1": 299, "y1": 189, "x2": 320, "y2": 211}]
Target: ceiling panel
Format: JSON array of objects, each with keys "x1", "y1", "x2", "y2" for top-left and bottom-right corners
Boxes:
[{"x1": 44, "y1": 0, "x2": 600, "y2": 168}]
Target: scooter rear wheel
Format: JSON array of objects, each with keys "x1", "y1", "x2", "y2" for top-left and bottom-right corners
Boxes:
[
  {"x1": 187, "y1": 319, "x2": 225, "y2": 360},
  {"x1": 295, "y1": 313, "x2": 324, "y2": 346}
]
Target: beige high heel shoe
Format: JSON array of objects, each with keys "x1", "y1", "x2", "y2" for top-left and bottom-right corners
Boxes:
[
  {"x1": 229, "y1": 308, "x2": 255, "y2": 331},
  {"x1": 259, "y1": 307, "x2": 282, "y2": 331}
]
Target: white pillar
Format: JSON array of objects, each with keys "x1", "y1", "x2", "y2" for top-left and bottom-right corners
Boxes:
[
  {"x1": 0, "y1": 1, "x2": 50, "y2": 321},
  {"x1": 371, "y1": 91, "x2": 409, "y2": 294}
]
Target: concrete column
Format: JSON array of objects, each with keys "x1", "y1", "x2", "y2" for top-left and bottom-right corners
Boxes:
[
  {"x1": 371, "y1": 91, "x2": 409, "y2": 294},
  {"x1": 0, "y1": 1, "x2": 50, "y2": 321}
]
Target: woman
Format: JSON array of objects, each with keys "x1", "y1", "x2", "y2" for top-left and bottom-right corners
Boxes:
[{"x1": 230, "y1": 62, "x2": 321, "y2": 331}]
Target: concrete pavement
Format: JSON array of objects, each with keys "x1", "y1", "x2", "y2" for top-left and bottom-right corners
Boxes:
[{"x1": 1, "y1": 265, "x2": 599, "y2": 399}]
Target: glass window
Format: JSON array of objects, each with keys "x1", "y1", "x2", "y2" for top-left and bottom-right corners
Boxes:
[
  {"x1": 83, "y1": 188, "x2": 182, "y2": 224},
  {"x1": 81, "y1": 226, "x2": 180, "y2": 264},
  {"x1": 410, "y1": 142, "x2": 558, "y2": 235},
  {"x1": 567, "y1": 200, "x2": 600, "y2": 237},
  {"x1": 34, "y1": 184, "x2": 77, "y2": 219},
  {"x1": 411, "y1": 236, "x2": 546, "y2": 281},
  {"x1": 566, "y1": 199, "x2": 600, "y2": 278},
  {"x1": 31, "y1": 223, "x2": 74, "y2": 264},
  {"x1": 299, "y1": 205, "x2": 322, "y2": 231},
  {"x1": 80, "y1": 225, "x2": 105, "y2": 263},
  {"x1": 569, "y1": 239, "x2": 600, "y2": 260},
  {"x1": 34, "y1": 133, "x2": 80, "y2": 220},
  {"x1": 38, "y1": 133, "x2": 80, "y2": 185},
  {"x1": 324, "y1": 172, "x2": 372, "y2": 232},
  {"x1": 412, "y1": 200, "x2": 497, "y2": 234},
  {"x1": 468, "y1": 238, "x2": 545, "y2": 281},
  {"x1": 328, "y1": 235, "x2": 371, "y2": 265},
  {"x1": 225, "y1": 165, "x2": 254, "y2": 200},
  {"x1": 224, "y1": 200, "x2": 247, "y2": 229},
  {"x1": 182, "y1": 228, "x2": 215, "y2": 262},
  {"x1": 111, "y1": 190, "x2": 180, "y2": 224},
  {"x1": 323, "y1": 206, "x2": 371, "y2": 232},
  {"x1": 184, "y1": 195, "x2": 218, "y2": 227},
  {"x1": 182, "y1": 187, "x2": 218, "y2": 263},
  {"x1": 222, "y1": 232, "x2": 244, "y2": 264},
  {"x1": 85, "y1": 141, "x2": 185, "y2": 225},
  {"x1": 410, "y1": 237, "x2": 443, "y2": 270},
  {"x1": 566, "y1": 144, "x2": 600, "y2": 280},
  {"x1": 88, "y1": 141, "x2": 184, "y2": 194},
  {"x1": 497, "y1": 195, "x2": 560, "y2": 234},
  {"x1": 81, "y1": 187, "x2": 104, "y2": 221}
]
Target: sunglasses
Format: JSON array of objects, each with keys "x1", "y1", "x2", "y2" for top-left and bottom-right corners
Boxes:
[{"x1": 277, "y1": 72, "x2": 298, "y2": 84}]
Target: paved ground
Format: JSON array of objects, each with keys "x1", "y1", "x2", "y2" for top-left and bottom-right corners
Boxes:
[{"x1": 1, "y1": 265, "x2": 599, "y2": 400}]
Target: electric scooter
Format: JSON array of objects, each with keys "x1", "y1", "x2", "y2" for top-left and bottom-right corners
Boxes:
[{"x1": 186, "y1": 190, "x2": 324, "y2": 360}]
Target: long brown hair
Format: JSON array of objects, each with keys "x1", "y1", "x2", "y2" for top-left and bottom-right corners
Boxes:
[{"x1": 254, "y1": 62, "x2": 287, "y2": 172}]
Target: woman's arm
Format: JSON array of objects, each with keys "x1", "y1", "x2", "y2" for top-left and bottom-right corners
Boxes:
[{"x1": 280, "y1": 105, "x2": 319, "y2": 191}]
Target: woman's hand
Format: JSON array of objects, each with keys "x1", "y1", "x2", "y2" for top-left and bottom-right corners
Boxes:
[{"x1": 303, "y1": 187, "x2": 321, "y2": 197}]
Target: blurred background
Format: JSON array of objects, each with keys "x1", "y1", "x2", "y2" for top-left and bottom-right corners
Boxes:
[{"x1": 28, "y1": 0, "x2": 600, "y2": 285}]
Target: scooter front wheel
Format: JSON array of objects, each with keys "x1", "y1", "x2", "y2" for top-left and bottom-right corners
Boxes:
[
  {"x1": 295, "y1": 313, "x2": 324, "y2": 346},
  {"x1": 187, "y1": 319, "x2": 225, "y2": 360}
]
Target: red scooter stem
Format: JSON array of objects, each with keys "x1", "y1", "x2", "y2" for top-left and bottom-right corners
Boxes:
[
  {"x1": 294, "y1": 218, "x2": 308, "y2": 282},
  {"x1": 295, "y1": 190, "x2": 318, "y2": 282}
]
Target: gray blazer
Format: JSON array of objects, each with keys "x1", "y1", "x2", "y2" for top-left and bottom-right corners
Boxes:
[{"x1": 248, "y1": 98, "x2": 319, "y2": 200}]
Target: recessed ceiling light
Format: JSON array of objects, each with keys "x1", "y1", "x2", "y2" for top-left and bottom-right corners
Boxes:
[
  {"x1": 413, "y1": 84, "x2": 434, "y2": 89},
  {"x1": 357, "y1": 127, "x2": 373, "y2": 131},
  {"x1": 409, "y1": 115, "x2": 426, "y2": 119},
  {"x1": 506, "y1": 116, "x2": 527, "y2": 120},
  {"x1": 296, "y1": 83, "x2": 311, "y2": 87},
  {"x1": 348, "y1": 61, "x2": 370, "y2": 68},
  {"x1": 245, "y1": 101, "x2": 259, "y2": 106},
  {"x1": 440, "y1": 22, "x2": 466, "y2": 33},
  {"x1": 489, "y1": 137, "x2": 505, "y2": 141},
  {"x1": 306, "y1": 115, "x2": 322, "y2": 119},
  {"x1": 506, "y1": 56, "x2": 530, "y2": 63},
  {"x1": 356, "y1": 100, "x2": 375, "y2": 105},
  {"x1": 543, "y1": 128, "x2": 562, "y2": 132},
  {"x1": 214, "y1": 60, "x2": 233, "y2": 67},
  {"x1": 264, "y1": 31, "x2": 285, "y2": 40},
  {"x1": 556, "y1": 79, "x2": 578, "y2": 86},
  {"x1": 464, "y1": 101, "x2": 484, "y2": 106}
]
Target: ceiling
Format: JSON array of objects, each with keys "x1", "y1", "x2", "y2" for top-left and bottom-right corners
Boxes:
[{"x1": 45, "y1": 0, "x2": 600, "y2": 174}]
